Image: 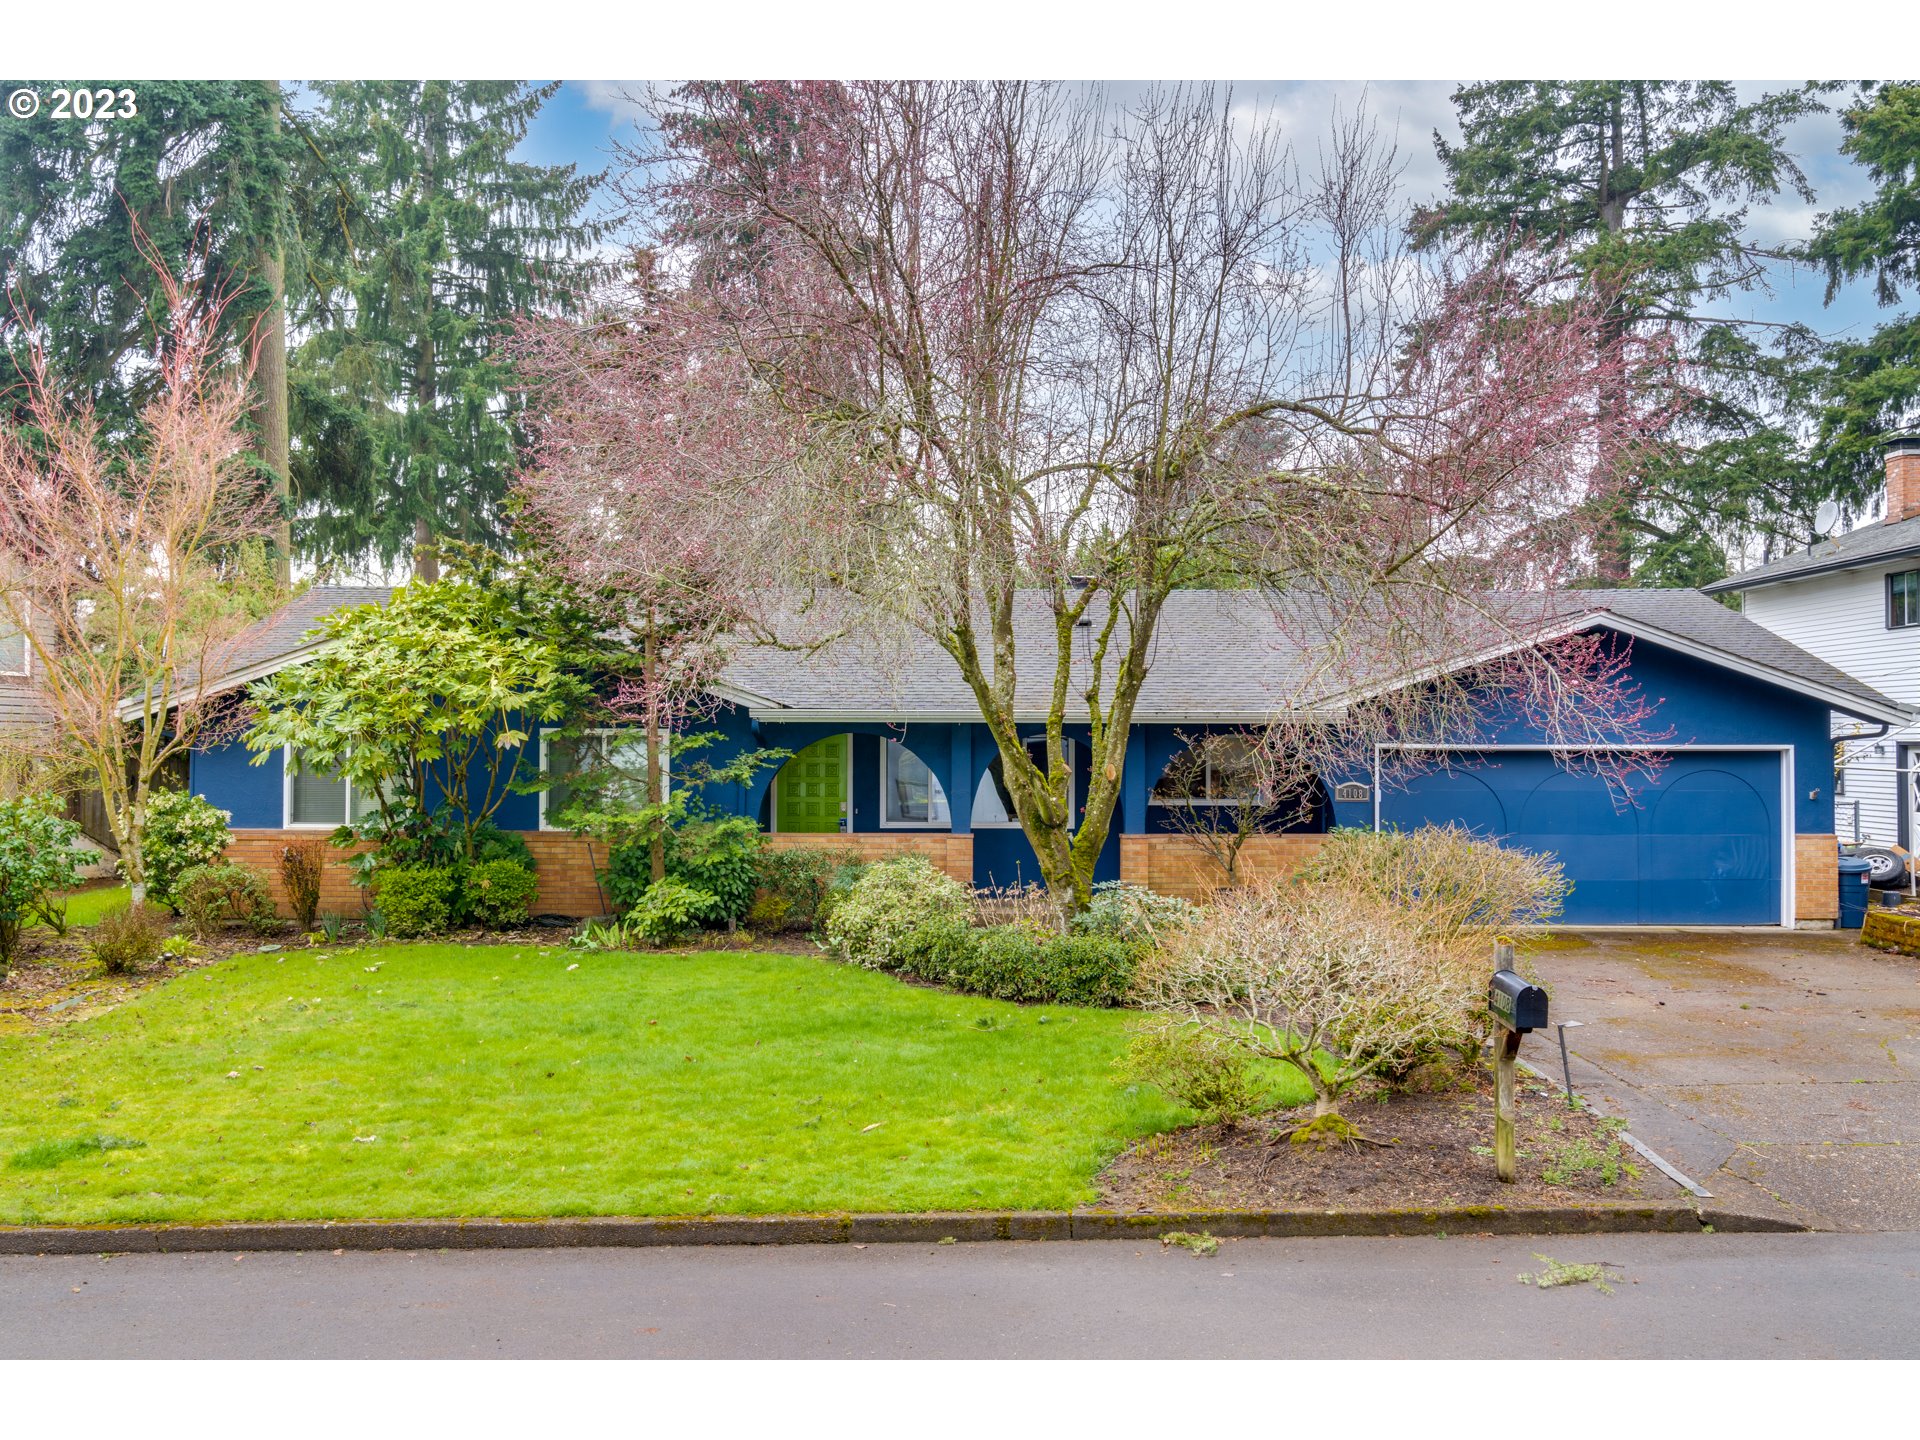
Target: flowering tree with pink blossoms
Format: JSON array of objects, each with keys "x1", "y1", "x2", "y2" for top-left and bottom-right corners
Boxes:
[
  {"x1": 511, "y1": 255, "x2": 794, "y2": 881},
  {"x1": 550, "y1": 82, "x2": 1679, "y2": 915},
  {"x1": 0, "y1": 261, "x2": 279, "y2": 903}
]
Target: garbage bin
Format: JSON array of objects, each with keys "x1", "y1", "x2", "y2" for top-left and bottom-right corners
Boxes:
[{"x1": 1837, "y1": 856, "x2": 1872, "y2": 930}]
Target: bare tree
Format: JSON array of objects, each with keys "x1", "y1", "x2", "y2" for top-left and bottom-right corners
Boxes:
[
  {"x1": 1151, "y1": 730, "x2": 1319, "y2": 888},
  {"x1": 599, "y1": 82, "x2": 1670, "y2": 914},
  {"x1": 0, "y1": 259, "x2": 279, "y2": 903}
]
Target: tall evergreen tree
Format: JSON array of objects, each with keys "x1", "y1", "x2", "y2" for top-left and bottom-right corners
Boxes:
[
  {"x1": 0, "y1": 80, "x2": 303, "y2": 577},
  {"x1": 1416, "y1": 81, "x2": 1835, "y2": 583},
  {"x1": 293, "y1": 81, "x2": 605, "y2": 578},
  {"x1": 1808, "y1": 82, "x2": 1920, "y2": 506}
]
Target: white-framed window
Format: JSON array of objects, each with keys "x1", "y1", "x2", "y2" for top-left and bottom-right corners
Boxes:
[
  {"x1": 283, "y1": 748, "x2": 387, "y2": 828},
  {"x1": 881, "y1": 738, "x2": 950, "y2": 828},
  {"x1": 0, "y1": 600, "x2": 27, "y2": 677},
  {"x1": 973, "y1": 738, "x2": 1076, "y2": 828},
  {"x1": 539, "y1": 728, "x2": 662, "y2": 831},
  {"x1": 1150, "y1": 734, "x2": 1261, "y2": 806}
]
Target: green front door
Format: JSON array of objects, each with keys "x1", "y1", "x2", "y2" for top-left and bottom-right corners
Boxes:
[{"x1": 776, "y1": 734, "x2": 848, "y2": 833}]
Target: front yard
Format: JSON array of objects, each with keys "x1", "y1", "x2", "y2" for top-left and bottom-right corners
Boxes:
[{"x1": 0, "y1": 943, "x2": 1251, "y2": 1225}]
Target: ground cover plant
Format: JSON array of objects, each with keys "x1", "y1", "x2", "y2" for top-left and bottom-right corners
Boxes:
[{"x1": 0, "y1": 944, "x2": 1206, "y2": 1224}]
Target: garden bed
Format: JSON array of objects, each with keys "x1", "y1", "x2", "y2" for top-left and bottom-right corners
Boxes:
[{"x1": 1096, "y1": 1069, "x2": 1676, "y2": 1213}]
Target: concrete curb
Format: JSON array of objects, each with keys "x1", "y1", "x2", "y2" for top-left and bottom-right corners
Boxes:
[{"x1": 0, "y1": 1204, "x2": 1802, "y2": 1255}]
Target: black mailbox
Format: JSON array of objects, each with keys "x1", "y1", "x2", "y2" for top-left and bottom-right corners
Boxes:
[{"x1": 1488, "y1": 969, "x2": 1548, "y2": 1033}]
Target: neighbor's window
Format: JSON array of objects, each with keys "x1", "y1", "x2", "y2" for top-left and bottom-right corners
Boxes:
[
  {"x1": 541, "y1": 729, "x2": 659, "y2": 829},
  {"x1": 1889, "y1": 569, "x2": 1920, "y2": 629},
  {"x1": 1151, "y1": 734, "x2": 1261, "y2": 804},
  {"x1": 972, "y1": 739, "x2": 1074, "y2": 827},
  {"x1": 882, "y1": 739, "x2": 950, "y2": 827},
  {"x1": 285, "y1": 749, "x2": 386, "y2": 828},
  {"x1": 0, "y1": 604, "x2": 25, "y2": 676}
]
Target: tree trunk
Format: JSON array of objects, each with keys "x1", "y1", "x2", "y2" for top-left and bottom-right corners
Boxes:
[
  {"x1": 645, "y1": 613, "x2": 665, "y2": 884},
  {"x1": 412, "y1": 516, "x2": 439, "y2": 583},
  {"x1": 254, "y1": 88, "x2": 293, "y2": 587}
]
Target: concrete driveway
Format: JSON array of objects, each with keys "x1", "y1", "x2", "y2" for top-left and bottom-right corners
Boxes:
[{"x1": 1529, "y1": 929, "x2": 1920, "y2": 1231}]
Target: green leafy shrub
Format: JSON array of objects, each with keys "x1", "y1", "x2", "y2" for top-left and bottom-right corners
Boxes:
[
  {"x1": 173, "y1": 862, "x2": 279, "y2": 939},
  {"x1": 747, "y1": 846, "x2": 863, "y2": 933},
  {"x1": 624, "y1": 878, "x2": 722, "y2": 946},
  {"x1": 937, "y1": 925, "x2": 1142, "y2": 1007},
  {"x1": 890, "y1": 916, "x2": 981, "y2": 977},
  {"x1": 890, "y1": 919, "x2": 1141, "y2": 1006},
  {"x1": 606, "y1": 815, "x2": 764, "y2": 923},
  {"x1": 823, "y1": 856, "x2": 972, "y2": 968},
  {"x1": 87, "y1": 903, "x2": 169, "y2": 975},
  {"x1": 1124, "y1": 1020, "x2": 1266, "y2": 1126},
  {"x1": 0, "y1": 794, "x2": 84, "y2": 976},
  {"x1": 371, "y1": 865, "x2": 459, "y2": 938},
  {"x1": 1073, "y1": 881, "x2": 1201, "y2": 943},
  {"x1": 810, "y1": 854, "x2": 870, "y2": 932},
  {"x1": 472, "y1": 822, "x2": 535, "y2": 869},
  {"x1": 141, "y1": 791, "x2": 233, "y2": 909},
  {"x1": 462, "y1": 858, "x2": 539, "y2": 929}
]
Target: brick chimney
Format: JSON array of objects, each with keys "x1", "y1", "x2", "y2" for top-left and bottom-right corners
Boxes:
[{"x1": 1887, "y1": 434, "x2": 1920, "y2": 523}]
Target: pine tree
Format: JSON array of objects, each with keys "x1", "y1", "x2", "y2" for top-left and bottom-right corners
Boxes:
[
  {"x1": 292, "y1": 81, "x2": 606, "y2": 578},
  {"x1": 1416, "y1": 81, "x2": 1835, "y2": 583},
  {"x1": 0, "y1": 80, "x2": 302, "y2": 576},
  {"x1": 1808, "y1": 83, "x2": 1920, "y2": 508}
]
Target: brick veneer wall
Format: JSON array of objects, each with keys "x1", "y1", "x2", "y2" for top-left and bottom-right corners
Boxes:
[
  {"x1": 764, "y1": 830, "x2": 974, "y2": 885},
  {"x1": 224, "y1": 829, "x2": 614, "y2": 921},
  {"x1": 1794, "y1": 833, "x2": 1839, "y2": 926},
  {"x1": 1120, "y1": 833, "x2": 1329, "y2": 901}
]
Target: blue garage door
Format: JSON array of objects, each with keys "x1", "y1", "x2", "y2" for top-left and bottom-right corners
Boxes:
[{"x1": 1379, "y1": 751, "x2": 1781, "y2": 926}]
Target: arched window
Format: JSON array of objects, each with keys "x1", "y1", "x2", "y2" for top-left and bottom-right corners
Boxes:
[
  {"x1": 882, "y1": 739, "x2": 950, "y2": 827},
  {"x1": 973, "y1": 738, "x2": 1076, "y2": 827}
]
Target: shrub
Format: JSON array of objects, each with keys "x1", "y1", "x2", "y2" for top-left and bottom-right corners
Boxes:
[
  {"x1": 623, "y1": 877, "x2": 722, "y2": 946},
  {"x1": 890, "y1": 919, "x2": 1140, "y2": 1006},
  {"x1": 823, "y1": 856, "x2": 972, "y2": 968},
  {"x1": 1072, "y1": 881, "x2": 1201, "y2": 943},
  {"x1": 747, "y1": 846, "x2": 862, "y2": 933},
  {"x1": 173, "y1": 862, "x2": 279, "y2": 939},
  {"x1": 1125, "y1": 1020, "x2": 1267, "y2": 1126},
  {"x1": 606, "y1": 815, "x2": 764, "y2": 923},
  {"x1": 372, "y1": 865, "x2": 459, "y2": 938},
  {"x1": 471, "y1": 823, "x2": 535, "y2": 869},
  {"x1": 890, "y1": 915, "x2": 981, "y2": 978},
  {"x1": 663, "y1": 816, "x2": 763, "y2": 922},
  {"x1": 1299, "y1": 824, "x2": 1569, "y2": 941},
  {"x1": 938, "y1": 925, "x2": 1141, "y2": 1007},
  {"x1": 1135, "y1": 877, "x2": 1483, "y2": 1143},
  {"x1": 141, "y1": 791, "x2": 233, "y2": 909},
  {"x1": 463, "y1": 858, "x2": 539, "y2": 929},
  {"x1": 88, "y1": 903, "x2": 169, "y2": 975},
  {"x1": 279, "y1": 837, "x2": 328, "y2": 931},
  {"x1": 0, "y1": 794, "x2": 84, "y2": 976}
]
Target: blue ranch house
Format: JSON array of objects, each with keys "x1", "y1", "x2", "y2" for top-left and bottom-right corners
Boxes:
[{"x1": 186, "y1": 586, "x2": 1906, "y2": 929}]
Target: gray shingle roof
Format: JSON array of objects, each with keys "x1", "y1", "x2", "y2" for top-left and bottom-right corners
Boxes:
[
  {"x1": 1702, "y1": 514, "x2": 1920, "y2": 595},
  {"x1": 176, "y1": 581, "x2": 1906, "y2": 726},
  {"x1": 717, "y1": 586, "x2": 1906, "y2": 723},
  {"x1": 176, "y1": 585, "x2": 392, "y2": 698}
]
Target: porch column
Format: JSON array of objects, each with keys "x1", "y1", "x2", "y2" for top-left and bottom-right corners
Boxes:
[
  {"x1": 946, "y1": 724, "x2": 972, "y2": 834},
  {"x1": 1121, "y1": 724, "x2": 1147, "y2": 834}
]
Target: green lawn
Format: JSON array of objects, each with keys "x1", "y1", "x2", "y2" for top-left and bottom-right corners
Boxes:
[
  {"x1": 0, "y1": 944, "x2": 1304, "y2": 1224},
  {"x1": 44, "y1": 884, "x2": 131, "y2": 929}
]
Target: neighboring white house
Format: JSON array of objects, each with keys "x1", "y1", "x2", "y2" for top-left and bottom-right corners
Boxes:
[{"x1": 1707, "y1": 435, "x2": 1920, "y2": 876}]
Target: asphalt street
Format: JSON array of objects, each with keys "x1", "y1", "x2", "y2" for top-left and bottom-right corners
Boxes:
[{"x1": 3, "y1": 1231, "x2": 1915, "y2": 1358}]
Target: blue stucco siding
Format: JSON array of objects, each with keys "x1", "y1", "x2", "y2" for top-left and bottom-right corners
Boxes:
[
  {"x1": 187, "y1": 630, "x2": 1841, "y2": 854},
  {"x1": 191, "y1": 734, "x2": 286, "y2": 829}
]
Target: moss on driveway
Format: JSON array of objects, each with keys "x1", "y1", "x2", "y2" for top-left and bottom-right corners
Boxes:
[{"x1": 0, "y1": 943, "x2": 1247, "y2": 1225}]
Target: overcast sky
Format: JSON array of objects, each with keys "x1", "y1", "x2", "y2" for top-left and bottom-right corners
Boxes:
[{"x1": 513, "y1": 79, "x2": 1895, "y2": 344}]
